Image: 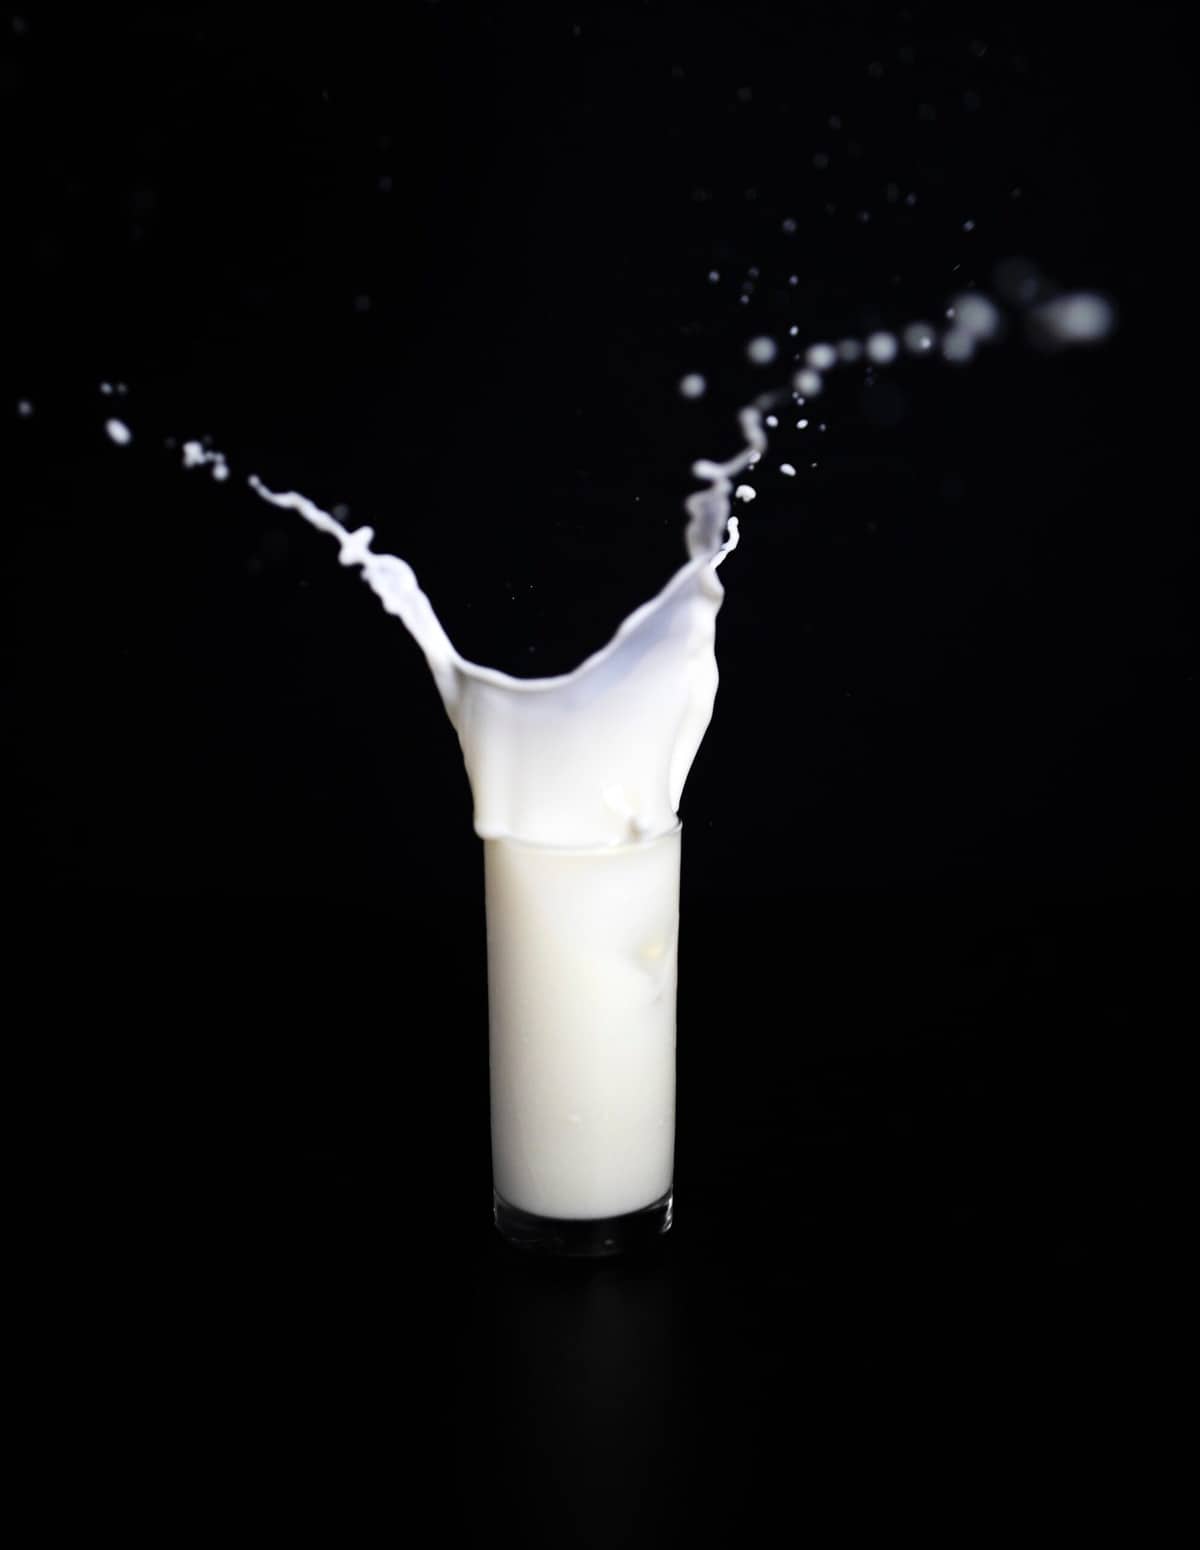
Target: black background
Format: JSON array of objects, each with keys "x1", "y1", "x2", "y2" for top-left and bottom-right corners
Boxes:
[{"x1": 4, "y1": 2, "x2": 1189, "y2": 1537}]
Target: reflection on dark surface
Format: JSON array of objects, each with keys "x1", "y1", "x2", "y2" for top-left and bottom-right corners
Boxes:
[{"x1": 462, "y1": 1249, "x2": 679, "y2": 1542}]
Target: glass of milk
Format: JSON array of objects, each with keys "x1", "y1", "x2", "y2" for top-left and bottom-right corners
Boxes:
[
  {"x1": 248, "y1": 415, "x2": 757, "y2": 1257},
  {"x1": 485, "y1": 822, "x2": 681, "y2": 1255}
]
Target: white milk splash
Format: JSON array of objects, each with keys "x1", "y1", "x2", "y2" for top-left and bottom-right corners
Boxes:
[
  {"x1": 248, "y1": 405, "x2": 763, "y2": 848},
  {"x1": 88, "y1": 277, "x2": 1107, "y2": 854}
]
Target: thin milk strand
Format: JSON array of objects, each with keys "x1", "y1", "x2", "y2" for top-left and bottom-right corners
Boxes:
[{"x1": 247, "y1": 407, "x2": 761, "y2": 848}]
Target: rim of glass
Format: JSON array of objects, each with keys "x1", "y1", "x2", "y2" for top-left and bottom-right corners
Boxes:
[{"x1": 481, "y1": 817, "x2": 682, "y2": 856}]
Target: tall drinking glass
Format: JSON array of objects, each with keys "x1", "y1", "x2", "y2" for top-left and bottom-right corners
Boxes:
[{"x1": 486, "y1": 821, "x2": 681, "y2": 1255}]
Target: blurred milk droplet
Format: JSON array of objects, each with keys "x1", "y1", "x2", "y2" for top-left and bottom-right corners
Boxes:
[
  {"x1": 903, "y1": 322, "x2": 936, "y2": 353},
  {"x1": 866, "y1": 331, "x2": 899, "y2": 364},
  {"x1": 953, "y1": 292, "x2": 1001, "y2": 339},
  {"x1": 1030, "y1": 293, "x2": 1116, "y2": 345}
]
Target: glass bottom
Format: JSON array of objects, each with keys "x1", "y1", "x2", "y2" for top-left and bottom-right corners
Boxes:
[{"x1": 493, "y1": 1189, "x2": 673, "y2": 1258}]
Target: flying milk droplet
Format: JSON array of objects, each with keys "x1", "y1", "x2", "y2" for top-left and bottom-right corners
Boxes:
[
  {"x1": 105, "y1": 418, "x2": 132, "y2": 445},
  {"x1": 1030, "y1": 293, "x2": 1115, "y2": 344},
  {"x1": 902, "y1": 322, "x2": 936, "y2": 353},
  {"x1": 866, "y1": 331, "x2": 899, "y2": 364},
  {"x1": 952, "y1": 293, "x2": 1001, "y2": 339},
  {"x1": 678, "y1": 373, "x2": 707, "y2": 399}
]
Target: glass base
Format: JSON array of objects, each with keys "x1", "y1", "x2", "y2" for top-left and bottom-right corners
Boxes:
[{"x1": 493, "y1": 1189, "x2": 673, "y2": 1258}]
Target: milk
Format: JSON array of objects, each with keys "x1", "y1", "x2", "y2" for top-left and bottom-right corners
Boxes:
[
  {"x1": 485, "y1": 824, "x2": 680, "y2": 1221},
  {"x1": 248, "y1": 414, "x2": 755, "y2": 1235},
  {"x1": 227, "y1": 282, "x2": 1114, "y2": 1237}
]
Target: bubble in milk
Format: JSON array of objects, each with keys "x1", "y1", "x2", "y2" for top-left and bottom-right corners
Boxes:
[
  {"x1": 746, "y1": 336, "x2": 778, "y2": 365},
  {"x1": 678, "y1": 373, "x2": 707, "y2": 399},
  {"x1": 105, "y1": 418, "x2": 132, "y2": 445}
]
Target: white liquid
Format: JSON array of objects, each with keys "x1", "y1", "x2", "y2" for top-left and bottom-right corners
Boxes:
[
  {"x1": 249, "y1": 415, "x2": 757, "y2": 1222},
  {"x1": 233, "y1": 283, "x2": 1113, "y2": 1224},
  {"x1": 486, "y1": 824, "x2": 680, "y2": 1220},
  {"x1": 249, "y1": 405, "x2": 762, "y2": 849}
]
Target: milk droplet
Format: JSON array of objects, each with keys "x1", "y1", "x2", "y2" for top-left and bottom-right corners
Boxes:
[
  {"x1": 838, "y1": 339, "x2": 863, "y2": 362},
  {"x1": 105, "y1": 418, "x2": 132, "y2": 445},
  {"x1": 1031, "y1": 293, "x2": 1115, "y2": 343},
  {"x1": 707, "y1": 269, "x2": 720, "y2": 283},
  {"x1": 794, "y1": 368, "x2": 823, "y2": 396},
  {"x1": 100, "y1": 382, "x2": 114, "y2": 396},
  {"x1": 952, "y1": 292, "x2": 1000, "y2": 339},
  {"x1": 903, "y1": 321, "x2": 936, "y2": 353},
  {"x1": 866, "y1": 331, "x2": 899, "y2": 364},
  {"x1": 780, "y1": 463, "x2": 797, "y2": 476},
  {"x1": 734, "y1": 484, "x2": 757, "y2": 502},
  {"x1": 679, "y1": 373, "x2": 707, "y2": 399},
  {"x1": 16, "y1": 398, "x2": 33, "y2": 417},
  {"x1": 781, "y1": 217, "x2": 798, "y2": 234},
  {"x1": 747, "y1": 336, "x2": 778, "y2": 365},
  {"x1": 764, "y1": 414, "x2": 779, "y2": 428},
  {"x1": 941, "y1": 328, "x2": 976, "y2": 363},
  {"x1": 806, "y1": 343, "x2": 837, "y2": 369},
  {"x1": 796, "y1": 418, "x2": 810, "y2": 429},
  {"x1": 963, "y1": 219, "x2": 976, "y2": 232}
]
